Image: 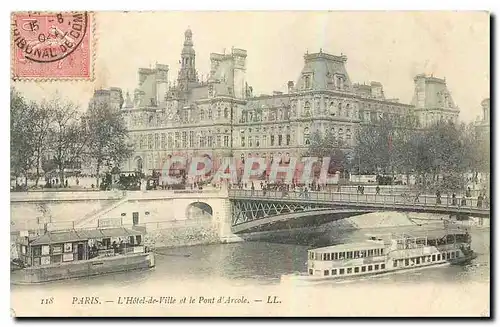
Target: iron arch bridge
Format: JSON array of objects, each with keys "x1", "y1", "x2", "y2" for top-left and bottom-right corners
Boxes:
[{"x1": 228, "y1": 189, "x2": 490, "y2": 234}]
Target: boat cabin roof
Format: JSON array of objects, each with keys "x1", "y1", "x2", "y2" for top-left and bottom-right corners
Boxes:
[
  {"x1": 310, "y1": 241, "x2": 385, "y2": 254},
  {"x1": 28, "y1": 227, "x2": 141, "y2": 246}
]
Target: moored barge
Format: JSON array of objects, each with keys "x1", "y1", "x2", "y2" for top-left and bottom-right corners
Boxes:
[{"x1": 11, "y1": 226, "x2": 155, "y2": 284}]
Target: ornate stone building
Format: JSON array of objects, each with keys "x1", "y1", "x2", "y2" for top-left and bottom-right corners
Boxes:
[
  {"x1": 475, "y1": 98, "x2": 490, "y2": 142},
  {"x1": 91, "y1": 29, "x2": 461, "y2": 174}
]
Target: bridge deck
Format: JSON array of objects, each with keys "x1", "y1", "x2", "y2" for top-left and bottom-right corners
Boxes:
[{"x1": 228, "y1": 189, "x2": 490, "y2": 218}]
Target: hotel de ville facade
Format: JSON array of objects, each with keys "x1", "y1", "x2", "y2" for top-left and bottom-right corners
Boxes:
[{"x1": 90, "y1": 29, "x2": 461, "y2": 175}]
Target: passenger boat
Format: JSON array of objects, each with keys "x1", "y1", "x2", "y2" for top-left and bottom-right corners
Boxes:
[
  {"x1": 281, "y1": 227, "x2": 477, "y2": 283},
  {"x1": 11, "y1": 226, "x2": 155, "y2": 284}
]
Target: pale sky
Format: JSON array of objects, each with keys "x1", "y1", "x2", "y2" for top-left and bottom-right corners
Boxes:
[{"x1": 13, "y1": 11, "x2": 490, "y2": 122}]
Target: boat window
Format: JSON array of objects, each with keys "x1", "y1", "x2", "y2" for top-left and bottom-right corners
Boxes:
[
  {"x1": 405, "y1": 259, "x2": 409, "y2": 266},
  {"x1": 381, "y1": 264, "x2": 385, "y2": 269},
  {"x1": 314, "y1": 253, "x2": 318, "y2": 260},
  {"x1": 340, "y1": 252, "x2": 345, "y2": 259},
  {"x1": 447, "y1": 252, "x2": 451, "y2": 260},
  {"x1": 437, "y1": 254, "x2": 441, "y2": 261},
  {"x1": 354, "y1": 267, "x2": 360, "y2": 273},
  {"x1": 451, "y1": 252, "x2": 455, "y2": 259},
  {"x1": 324, "y1": 270, "x2": 329, "y2": 276},
  {"x1": 334, "y1": 253, "x2": 338, "y2": 260},
  {"x1": 380, "y1": 249, "x2": 384, "y2": 255},
  {"x1": 327, "y1": 253, "x2": 331, "y2": 260},
  {"x1": 33, "y1": 246, "x2": 42, "y2": 257},
  {"x1": 416, "y1": 257, "x2": 420, "y2": 265},
  {"x1": 347, "y1": 252, "x2": 352, "y2": 259},
  {"x1": 361, "y1": 266, "x2": 366, "y2": 272},
  {"x1": 393, "y1": 260, "x2": 397, "y2": 268},
  {"x1": 339, "y1": 268, "x2": 345, "y2": 275},
  {"x1": 52, "y1": 254, "x2": 62, "y2": 264},
  {"x1": 456, "y1": 251, "x2": 460, "y2": 257},
  {"x1": 354, "y1": 251, "x2": 359, "y2": 258},
  {"x1": 309, "y1": 269, "x2": 313, "y2": 275},
  {"x1": 432, "y1": 254, "x2": 436, "y2": 261},
  {"x1": 374, "y1": 264, "x2": 379, "y2": 270},
  {"x1": 368, "y1": 265, "x2": 373, "y2": 271},
  {"x1": 347, "y1": 268, "x2": 352, "y2": 274},
  {"x1": 332, "y1": 269, "x2": 337, "y2": 275}
]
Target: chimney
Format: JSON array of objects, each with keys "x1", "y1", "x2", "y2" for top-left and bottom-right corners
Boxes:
[{"x1": 287, "y1": 81, "x2": 294, "y2": 93}]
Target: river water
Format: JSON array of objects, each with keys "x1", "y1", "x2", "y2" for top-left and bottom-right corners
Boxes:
[{"x1": 11, "y1": 215, "x2": 490, "y2": 317}]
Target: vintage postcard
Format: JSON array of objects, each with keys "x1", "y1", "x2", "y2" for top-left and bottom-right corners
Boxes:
[{"x1": 10, "y1": 11, "x2": 490, "y2": 317}]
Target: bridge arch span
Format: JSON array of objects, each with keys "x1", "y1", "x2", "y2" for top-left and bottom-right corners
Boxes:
[
  {"x1": 231, "y1": 208, "x2": 375, "y2": 234},
  {"x1": 186, "y1": 201, "x2": 214, "y2": 220}
]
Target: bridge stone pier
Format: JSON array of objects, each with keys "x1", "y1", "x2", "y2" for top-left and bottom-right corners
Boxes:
[{"x1": 10, "y1": 188, "x2": 242, "y2": 247}]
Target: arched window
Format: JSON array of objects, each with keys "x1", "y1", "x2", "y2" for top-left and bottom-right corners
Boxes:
[
  {"x1": 338, "y1": 128, "x2": 344, "y2": 140},
  {"x1": 224, "y1": 107, "x2": 229, "y2": 118},
  {"x1": 207, "y1": 108, "x2": 213, "y2": 120},
  {"x1": 217, "y1": 107, "x2": 222, "y2": 119},
  {"x1": 200, "y1": 109, "x2": 205, "y2": 121},
  {"x1": 329, "y1": 101, "x2": 335, "y2": 116},
  {"x1": 304, "y1": 75, "x2": 311, "y2": 89},
  {"x1": 304, "y1": 127, "x2": 310, "y2": 145},
  {"x1": 304, "y1": 101, "x2": 311, "y2": 116},
  {"x1": 345, "y1": 104, "x2": 350, "y2": 117}
]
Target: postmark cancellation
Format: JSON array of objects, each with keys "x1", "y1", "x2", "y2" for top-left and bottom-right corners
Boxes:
[{"x1": 11, "y1": 11, "x2": 94, "y2": 80}]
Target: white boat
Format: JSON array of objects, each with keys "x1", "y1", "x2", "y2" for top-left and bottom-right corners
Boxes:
[{"x1": 281, "y1": 227, "x2": 477, "y2": 284}]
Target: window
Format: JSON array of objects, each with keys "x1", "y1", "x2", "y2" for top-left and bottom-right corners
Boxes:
[
  {"x1": 304, "y1": 75, "x2": 311, "y2": 89},
  {"x1": 241, "y1": 136, "x2": 245, "y2": 147},
  {"x1": 338, "y1": 103, "x2": 342, "y2": 116},
  {"x1": 217, "y1": 107, "x2": 222, "y2": 118},
  {"x1": 374, "y1": 264, "x2": 379, "y2": 270},
  {"x1": 148, "y1": 134, "x2": 153, "y2": 149},
  {"x1": 189, "y1": 131, "x2": 194, "y2": 148},
  {"x1": 255, "y1": 136, "x2": 260, "y2": 147},
  {"x1": 200, "y1": 109, "x2": 205, "y2": 120},
  {"x1": 347, "y1": 268, "x2": 352, "y2": 274},
  {"x1": 324, "y1": 270, "x2": 329, "y2": 276},
  {"x1": 334, "y1": 253, "x2": 338, "y2": 260},
  {"x1": 432, "y1": 254, "x2": 436, "y2": 262},
  {"x1": 309, "y1": 269, "x2": 313, "y2": 275},
  {"x1": 368, "y1": 265, "x2": 373, "y2": 271},
  {"x1": 278, "y1": 135, "x2": 282, "y2": 146},
  {"x1": 161, "y1": 133, "x2": 166, "y2": 149},
  {"x1": 286, "y1": 134, "x2": 291, "y2": 146},
  {"x1": 456, "y1": 251, "x2": 460, "y2": 257},
  {"x1": 339, "y1": 268, "x2": 345, "y2": 275},
  {"x1": 437, "y1": 254, "x2": 441, "y2": 261},
  {"x1": 332, "y1": 269, "x2": 337, "y2": 275},
  {"x1": 393, "y1": 261, "x2": 397, "y2": 268},
  {"x1": 416, "y1": 257, "x2": 420, "y2": 265},
  {"x1": 167, "y1": 134, "x2": 173, "y2": 149},
  {"x1": 405, "y1": 259, "x2": 410, "y2": 266},
  {"x1": 354, "y1": 267, "x2": 360, "y2": 273},
  {"x1": 224, "y1": 135, "x2": 229, "y2": 147},
  {"x1": 361, "y1": 266, "x2": 366, "y2": 272},
  {"x1": 304, "y1": 127, "x2": 310, "y2": 145},
  {"x1": 248, "y1": 136, "x2": 253, "y2": 147},
  {"x1": 270, "y1": 135, "x2": 275, "y2": 146},
  {"x1": 133, "y1": 212, "x2": 139, "y2": 225},
  {"x1": 208, "y1": 109, "x2": 212, "y2": 120},
  {"x1": 381, "y1": 264, "x2": 385, "y2": 269},
  {"x1": 224, "y1": 107, "x2": 229, "y2": 118},
  {"x1": 304, "y1": 101, "x2": 311, "y2": 116},
  {"x1": 182, "y1": 132, "x2": 187, "y2": 148}
]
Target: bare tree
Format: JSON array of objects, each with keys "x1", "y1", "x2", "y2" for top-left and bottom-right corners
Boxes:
[
  {"x1": 46, "y1": 97, "x2": 88, "y2": 187},
  {"x1": 86, "y1": 101, "x2": 134, "y2": 188},
  {"x1": 10, "y1": 88, "x2": 38, "y2": 188}
]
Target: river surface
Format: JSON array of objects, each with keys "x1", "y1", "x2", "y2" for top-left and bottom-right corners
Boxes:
[{"x1": 11, "y1": 217, "x2": 490, "y2": 317}]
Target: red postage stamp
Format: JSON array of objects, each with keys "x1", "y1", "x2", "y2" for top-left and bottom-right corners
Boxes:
[{"x1": 11, "y1": 11, "x2": 93, "y2": 80}]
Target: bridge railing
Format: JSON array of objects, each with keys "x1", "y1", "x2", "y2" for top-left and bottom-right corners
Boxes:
[{"x1": 228, "y1": 189, "x2": 490, "y2": 215}]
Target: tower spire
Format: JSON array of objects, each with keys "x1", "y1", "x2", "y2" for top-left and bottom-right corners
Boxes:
[{"x1": 178, "y1": 27, "x2": 198, "y2": 91}]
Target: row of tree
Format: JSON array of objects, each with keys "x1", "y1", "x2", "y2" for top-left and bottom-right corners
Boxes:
[
  {"x1": 10, "y1": 88, "x2": 133, "y2": 189},
  {"x1": 307, "y1": 118, "x2": 490, "y2": 191}
]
